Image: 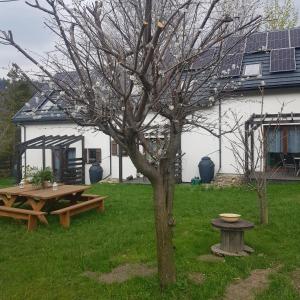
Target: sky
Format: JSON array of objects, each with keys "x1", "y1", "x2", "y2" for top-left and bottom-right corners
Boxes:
[
  {"x1": 0, "y1": 0, "x2": 56, "y2": 78},
  {"x1": 0, "y1": 0, "x2": 300, "y2": 78}
]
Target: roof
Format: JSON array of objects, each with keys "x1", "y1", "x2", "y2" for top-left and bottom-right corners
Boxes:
[
  {"x1": 13, "y1": 90, "x2": 70, "y2": 123},
  {"x1": 13, "y1": 28, "x2": 300, "y2": 124}
]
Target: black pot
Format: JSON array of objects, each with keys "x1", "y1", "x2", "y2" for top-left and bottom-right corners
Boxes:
[
  {"x1": 89, "y1": 163, "x2": 103, "y2": 184},
  {"x1": 198, "y1": 157, "x2": 215, "y2": 183}
]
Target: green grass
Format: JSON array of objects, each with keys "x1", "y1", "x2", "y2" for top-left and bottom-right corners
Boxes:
[{"x1": 0, "y1": 180, "x2": 300, "y2": 299}]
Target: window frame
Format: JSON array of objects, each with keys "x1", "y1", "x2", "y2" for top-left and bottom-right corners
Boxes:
[
  {"x1": 243, "y1": 63, "x2": 262, "y2": 77},
  {"x1": 85, "y1": 148, "x2": 102, "y2": 163},
  {"x1": 111, "y1": 140, "x2": 128, "y2": 157}
]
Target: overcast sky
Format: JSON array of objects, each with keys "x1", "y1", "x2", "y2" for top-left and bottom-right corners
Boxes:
[{"x1": 1, "y1": 0, "x2": 300, "y2": 78}]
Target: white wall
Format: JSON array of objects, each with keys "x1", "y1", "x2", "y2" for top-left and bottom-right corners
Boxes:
[
  {"x1": 21, "y1": 123, "x2": 111, "y2": 184},
  {"x1": 181, "y1": 87, "x2": 300, "y2": 182},
  {"x1": 111, "y1": 156, "x2": 137, "y2": 179}
]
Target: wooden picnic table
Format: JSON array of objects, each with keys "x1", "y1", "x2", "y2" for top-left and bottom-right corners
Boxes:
[
  {"x1": 0, "y1": 184, "x2": 35, "y2": 207},
  {"x1": 0, "y1": 184, "x2": 89, "y2": 225}
]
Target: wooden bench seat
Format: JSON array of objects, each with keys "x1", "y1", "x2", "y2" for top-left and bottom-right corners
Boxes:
[
  {"x1": 51, "y1": 196, "x2": 107, "y2": 228},
  {"x1": 0, "y1": 206, "x2": 46, "y2": 231},
  {"x1": 81, "y1": 194, "x2": 103, "y2": 200}
]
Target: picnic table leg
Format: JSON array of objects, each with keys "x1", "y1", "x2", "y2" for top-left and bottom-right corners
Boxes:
[
  {"x1": 60, "y1": 211, "x2": 70, "y2": 228},
  {"x1": 25, "y1": 198, "x2": 49, "y2": 225},
  {"x1": 1, "y1": 195, "x2": 17, "y2": 207},
  {"x1": 97, "y1": 199, "x2": 105, "y2": 212},
  {"x1": 27, "y1": 215, "x2": 38, "y2": 231}
]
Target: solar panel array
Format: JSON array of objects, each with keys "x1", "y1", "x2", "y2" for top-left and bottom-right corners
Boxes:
[
  {"x1": 267, "y1": 30, "x2": 290, "y2": 49},
  {"x1": 191, "y1": 28, "x2": 300, "y2": 77},
  {"x1": 245, "y1": 32, "x2": 267, "y2": 53},
  {"x1": 223, "y1": 36, "x2": 246, "y2": 54},
  {"x1": 270, "y1": 48, "x2": 296, "y2": 73},
  {"x1": 192, "y1": 48, "x2": 217, "y2": 70},
  {"x1": 220, "y1": 53, "x2": 243, "y2": 77},
  {"x1": 290, "y1": 28, "x2": 300, "y2": 48}
]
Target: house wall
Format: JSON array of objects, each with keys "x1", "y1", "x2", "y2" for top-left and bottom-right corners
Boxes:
[
  {"x1": 21, "y1": 123, "x2": 111, "y2": 184},
  {"x1": 19, "y1": 87, "x2": 300, "y2": 184},
  {"x1": 181, "y1": 87, "x2": 300, "y2": 182}
]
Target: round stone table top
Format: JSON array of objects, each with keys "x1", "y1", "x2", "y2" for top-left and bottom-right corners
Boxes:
[{"x1": 211, "y1": 218, "x2": 254, "y2": 231}]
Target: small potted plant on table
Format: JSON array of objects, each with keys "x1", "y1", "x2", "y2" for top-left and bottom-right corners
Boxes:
[{"x1": 30, "y1": 167, "x2": 54, "y2": 189}]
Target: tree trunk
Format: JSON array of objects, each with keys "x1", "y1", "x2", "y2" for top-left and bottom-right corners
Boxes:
[
  {"x1": 153, "y1": 181, "x2": 176, "y2": 288},
  {"x1": 258, "y1": 178, "x2": 268, "y2": 224},
  {"x1": 125, "y1": 124, "x2": 181, "y2": 288}
]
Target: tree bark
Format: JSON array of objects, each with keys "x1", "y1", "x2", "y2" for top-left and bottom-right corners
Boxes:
[
  {"x1": 125, "y1": 125, "x2": 181, "y2": 288},
  {"x1": 258, "y1": 177, "x2": 268, "y2": 225},
  {"x1": 152, "y1": 180, "x2": 176, "y2": 288}
]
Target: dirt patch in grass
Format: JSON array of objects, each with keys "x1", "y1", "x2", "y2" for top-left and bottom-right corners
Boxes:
[
  {"x1": 188, "y1": 272, "x2": 205, "y2": 285},
  {"x1": 223, "y1": 268, "x2": 273, "y2": 300},
  {"x1": 83, "y1": 263, "x2": 157, "y2": 284},
  {"x1": 291, "y1": 268, "x2": 300, "y2": 294},
  {"x1": 197, "y1": 254, "x2": 225, "y2": 263}
]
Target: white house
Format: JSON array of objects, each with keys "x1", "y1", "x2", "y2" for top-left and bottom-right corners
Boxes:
[{"x1": 13, "y1": 28, "x2": 300, "y2": 184}]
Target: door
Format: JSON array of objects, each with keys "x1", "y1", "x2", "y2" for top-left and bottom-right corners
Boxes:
[{"x1": 52, "y1": 148, "x2": 63, "y2": 182}]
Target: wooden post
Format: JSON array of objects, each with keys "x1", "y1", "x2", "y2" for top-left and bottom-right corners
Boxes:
[
  {"x1": 16, "y1": 147, "x2": 24, "y2": 182},
  {"x1": 42, "y1": 136, "x2": 46, "y2": 170}
]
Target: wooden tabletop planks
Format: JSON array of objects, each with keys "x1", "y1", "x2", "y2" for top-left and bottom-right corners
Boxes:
[{"x1": 16, "y1": 185, "x2": 89, "y2": 200}]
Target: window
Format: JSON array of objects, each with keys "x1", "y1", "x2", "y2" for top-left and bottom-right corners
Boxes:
[
  {"x1": 288, "y1": 127, "x2": 300, "y2": 153},
  {"x1": 85, "y1": 148, "x2": 101, "y2": 163},
  {"x1": 266, "y1": 125, "x2": 300, "y2": 168},
  {"x1": 111, "y1": 141, "x2": 128, "y2": 156},
  {"x1": 243, "y1": 64, "x2": 261, "y2": 77}
]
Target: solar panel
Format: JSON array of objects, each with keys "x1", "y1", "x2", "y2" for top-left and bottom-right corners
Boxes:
[
  {"x1": 223, "y1": 36, "x2": 246, "y2": 54},
  {"x1": 267, "y1": 30, "x2": 290, "y2": 49},
  {"x1": 220, "y1": 53, "x2": 243, "y2": 77},
  {"x1": 290, "y1": 28, "x2": 300, "y2": 48},
  {"x1": 245, "y1": 32, "x2": 267, "y2": 53},
  {"x1": 270, "y1": 48, "x2": 296, "y2": 73},
  {"x1": 192, "y1": 48, "x2": 217, "y2": 70}
]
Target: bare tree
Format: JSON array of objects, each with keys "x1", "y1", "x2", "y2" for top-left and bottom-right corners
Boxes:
[
  {"x1": 0, "y1": 0, "x2": 261, "y2": 287},
  {"x1": 227, "y1": 86, "x2": 285, "y2": 225}
]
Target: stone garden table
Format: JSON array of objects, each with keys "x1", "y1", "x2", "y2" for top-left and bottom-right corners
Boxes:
[{"x1": 211, "y1": 218, "x2": 254, "y2": 256}]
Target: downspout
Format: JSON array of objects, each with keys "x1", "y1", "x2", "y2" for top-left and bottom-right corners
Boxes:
[
  {"x1": 119, "y1": 145, "x2": 123, "y2": 183},
  {"x1": 102, "y1": 135, "x2": 112, "y2": 180},
  {"x1": 218, "y1": 99, "x2": 222, "y2": 173}
]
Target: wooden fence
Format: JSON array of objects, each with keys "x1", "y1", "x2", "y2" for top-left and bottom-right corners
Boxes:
[{"x1": 0, "y1": 159, "x2": 12, "y2": 178}]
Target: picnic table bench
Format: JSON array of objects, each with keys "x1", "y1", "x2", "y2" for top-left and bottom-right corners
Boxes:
[
  {"x1": 0, "y1": 185, "x2": 107, "y2": 230},
  {"x1": 0, "y1": 206, "x2": 46, "y2": 231},
  {"x1": 51, "y1": 196, "x2": 107, "y2": 228}
]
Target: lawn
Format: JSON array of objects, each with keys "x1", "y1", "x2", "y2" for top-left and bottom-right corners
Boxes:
[{"x1": 0, "y1": 180, "x2": 300, "y2": 300}]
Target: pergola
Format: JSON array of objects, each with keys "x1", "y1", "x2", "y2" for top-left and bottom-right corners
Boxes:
[
  {"x1": 17, "y1": 135, "x2": 85, "y2": 183},
  {"x1": 244, "y1": 112, "x2": 300, "y2": 177}
]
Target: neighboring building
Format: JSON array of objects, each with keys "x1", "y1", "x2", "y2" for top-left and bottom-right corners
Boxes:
[{"x1": 13, "y1": 28, "x2": 300, "y2": 184}]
